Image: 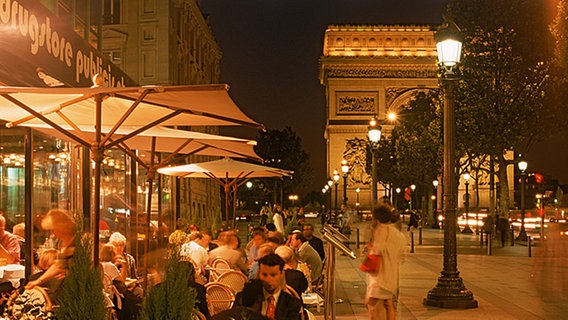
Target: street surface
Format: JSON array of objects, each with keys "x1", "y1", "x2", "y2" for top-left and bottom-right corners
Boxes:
[{"x1": 306, "y1": 219, "x2": 568, "y2": 320}]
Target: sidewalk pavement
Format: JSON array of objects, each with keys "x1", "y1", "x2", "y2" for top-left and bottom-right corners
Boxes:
[{"x1": 309, "y1": 219, "x2": 568, "y2": 319}]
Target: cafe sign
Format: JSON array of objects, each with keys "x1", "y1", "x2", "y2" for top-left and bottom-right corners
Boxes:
[{"x1": 0, "y1": 0, "x2": 136, "y2": 87}]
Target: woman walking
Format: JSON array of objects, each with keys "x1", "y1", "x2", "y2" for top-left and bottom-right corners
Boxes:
[{"x1": 365, "y1": 204, "x2": 407, "y2": 320}]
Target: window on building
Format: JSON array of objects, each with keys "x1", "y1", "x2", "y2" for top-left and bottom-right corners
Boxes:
[
  {"x1": 103, "y1": 0, "x2": 121, "y2": 25},
  {"x1": 103, "y1": 50, "x2": 122, "y2": 65}
]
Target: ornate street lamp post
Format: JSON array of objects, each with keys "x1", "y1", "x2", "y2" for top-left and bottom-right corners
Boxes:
[
  {"x1": 368, "y1": 116, "x2": 382, "y2": 207},
  {"x1": 536, "y1": 193, "x2": 543, "y2": 239},
  {"x1": 341, "y1": 159, "x2": 349, "y2": 204},
  {"x1": 395, "y1": 187, "x2": 401, "y2": 211},
  {"x1": 433, "y1": 180, "x2": 439, "y2": 228},
  {"x1": 327, "y1": 180, "x2": 333, "y2": 220},
  {"x1": 424, "y1": 19, "x2": 477, "y2": 309},
  {"x1": 333, "y1": 170, "x2": 340, "y2": 216},
  {"x1": 433, "y1": 179, "x2": 439, "y2": 211},
  {"x1": 356, "y1": 187, "x2": 361, "y2": 217},
  {"x1": 410, "y1": 184, "x2": 416, "y2": 211},
  {"x1": 288, "y1": 194, "x2": 298, "y2": 207},
  {"x1": 517, "y1": 160, "x2": 528, "y2": 241}
]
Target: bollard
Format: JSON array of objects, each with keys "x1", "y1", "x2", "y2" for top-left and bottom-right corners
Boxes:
[
  {"x1": 410, "y1": 231, "x2": 414, "y2": 253},
  {"x1": 510, "y1": 227, "x2": 514, "y2": 246},
  {"x1": 487, "y1": 235, "x2": 492, "y2": 256},
  {"x1": 418, "y1": 226, "x2": 422, "y2": 245},
  {"x1": 480, "y1": 231, "x2": 484, "y2": 246},
  {"x1": 356, "y1": 228, "x2": 360, "y2": 249},
  {"x1": 528, "y1": 236, "x2": 532, "y2": 257}
]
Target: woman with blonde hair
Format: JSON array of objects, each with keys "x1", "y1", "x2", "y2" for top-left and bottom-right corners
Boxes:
[{"x1": 26, "y1": 209, "x2": 75, "y2": 290}]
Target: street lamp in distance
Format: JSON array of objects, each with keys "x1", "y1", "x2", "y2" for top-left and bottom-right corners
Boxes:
[
  {"x1": 341, "y1": 159, "x2": 349, "y2": 204},
  {"x1": 333, "y1": 170, "x2": 340, "y2": 217},
  {"x1": 288, "y1": 194, "x2": 298, "y2": 207},
  {"x1": 432, "y1": 179, "x2": 439, "y2": 228},
  {"x1": 536, "y1": 193, "x2": 544, "y2": 239},
  {"x1": 461, "y1": 173, "x2": 473, "y2": 234},
  {"x1": 355, "y1": 187, "x2": 361, "y2": 217},
  {"x1": 395, "y1": 187, "x2": 401, "y2": 210},
  {"x1": 410, "y1": 184, "x2": 416, "y2": 211},
  {"x1": 424, "y1": 18, "x2": 477, "y2": 309},
  {"x1": 517, "y1": 159, "x2": 528, "y2": 241},
  {"x1": 368, "y1": 116, "x2": 382, "y2": 207}
]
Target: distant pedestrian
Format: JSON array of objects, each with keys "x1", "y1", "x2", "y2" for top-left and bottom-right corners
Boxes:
[
  {"x1": 259, "y1": 206, "x2": 268, "y2": 227},
  {"x1": 407, "y1": 211, "x2": 419, "y2": 232},
  {"x1": 497, "y1": 217, "x2": 509, "y2": 247}
]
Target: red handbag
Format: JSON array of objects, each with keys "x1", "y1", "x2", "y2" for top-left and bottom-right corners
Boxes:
[{"x1": 359, "y1": 254, "x2": 381, "y2": 273}]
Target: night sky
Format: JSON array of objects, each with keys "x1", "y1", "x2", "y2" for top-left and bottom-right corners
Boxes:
[{"x1": 200, "y1": 0, "x2": 568, "y2": 188}]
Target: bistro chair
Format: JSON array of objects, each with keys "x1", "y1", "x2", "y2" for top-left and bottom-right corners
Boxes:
[
  {"x1": 205, "y1": 282, "x2": 235, "y2": 316},
  {"x1": 286, "y1": 285, "x2": 306, "y2": 320},
  {"x1": 312, "y1": 258, "x2": 326, "y2": 296},
  {"x1": 191, "y1": 310, "x2": 207, "y2": 320},
  {"x1": 6, "y1": 286, "x2": 53, "y2": 318},
  {"x1": 216, "y1": 270, "x2": 247, "y2": 294},
  {"x1": 209, "y1": 257, "x2": 231, "y2": 281}
]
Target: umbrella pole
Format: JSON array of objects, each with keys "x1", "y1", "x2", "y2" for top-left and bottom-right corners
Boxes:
[
  {"x1": 225, "y1": 173, "x2": 230, "y2": 224},
  {"x1": 93, "y1": 94, "x2": 103, "y2": 267},
  {"x1": 144, "y1": 175, "x2": 154, "y2": 293},
  {"x1": 144, "y1": 137, "x2": 157, "y2": 292},
  {"x1": 224, "y1": 184, "x2": 230, "y2": 225},
  {"x1": 232, "y1": 184, "x2": 238, "y2": 228}
]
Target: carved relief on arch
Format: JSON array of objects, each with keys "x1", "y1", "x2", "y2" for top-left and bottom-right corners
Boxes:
[
  {"x1": 336, "y1": 91, "x2": 378, "y2": 114},
  {"x1": 386, "y1": 87, "x2": 437, "y2": 111},
  {"x1": 343, "y1": 138, "x2": 371, "y2": 185}
]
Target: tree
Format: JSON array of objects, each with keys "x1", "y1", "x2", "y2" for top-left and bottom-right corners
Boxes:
[
  {"x1": 550, "y1": 0, "x2": 568, "y2": 137},
  {"x1": 57, "y1": 232, "x2": 107, "y2": 320},
  {"x1": 449, "y1": 0, "x2": 558, "y2": 217},
  {"x1": 370, "y1": 91, "x2": 442, "y2": 223},
  {"x1": 141, "y1": 250, "x2": 196, "y2": 320},
  {"x1": 254, "y1": 126, "x2": 313, "y2": 201}
]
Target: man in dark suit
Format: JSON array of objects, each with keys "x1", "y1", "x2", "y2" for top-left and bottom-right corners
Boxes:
[
  {"x1": 302, "y1": 224, "x2": 325, "y2": 261},
  {"x1": 235, "y1": 253, "x2": 302, "y2": 320}
]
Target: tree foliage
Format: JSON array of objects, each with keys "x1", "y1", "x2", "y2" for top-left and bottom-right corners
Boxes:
[
  {"x1": 141, "y1": 250, "x2": 197, "y2": 320},
  {"x1": 254, "y1": 126, "x2": 313, "y2": 199},
  {"x1": 448, "y1": 0, "x2": 559, "y2": 216},
  {"x1": 369, "y1": 91, "x2": 442, "y2": 191},
  {"x1": 56, "y1": 232, "x2": 106, "y2": 320}
]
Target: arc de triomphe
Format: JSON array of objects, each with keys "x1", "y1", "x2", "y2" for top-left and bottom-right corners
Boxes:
[{"x1": 319, "y1": 25, "x2": 438, "y2": 209}]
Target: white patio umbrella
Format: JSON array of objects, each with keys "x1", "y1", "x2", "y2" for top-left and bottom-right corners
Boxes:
[
  {"x1": 0, "y1": 84, "x2": 263, "y2": 265},
  {"x1": 158, "y1": 157, "x2": 293, "y2": 224}
]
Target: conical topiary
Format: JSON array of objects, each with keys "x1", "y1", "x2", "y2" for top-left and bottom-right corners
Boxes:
[
  {"x1": 140, "y1": 250, "x2": 196, "y2": 319},
  {"x1": 56, "y1": 229, "x2": 107, "y2": 320}
]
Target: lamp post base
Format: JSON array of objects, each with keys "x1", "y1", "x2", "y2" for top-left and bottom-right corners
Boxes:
[
  {"x1": 461, "y1": 225, "x2": 474, "y2": 234},
  {"x1": 516, "y1": 226, "x2": 528, "y2": 241},
  {"x1": 424, "y1": 271, "x2": 478, "y2": 309}
]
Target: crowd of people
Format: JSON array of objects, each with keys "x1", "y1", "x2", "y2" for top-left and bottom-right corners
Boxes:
[
  {"x1": 0, "y1": 199, "x2": 412, "y2": 320},
  {"x1": 164, "y1": 203, "x2": 327, "y2": 319}
]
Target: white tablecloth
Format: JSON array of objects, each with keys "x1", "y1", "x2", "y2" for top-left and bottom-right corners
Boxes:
[
  {"x1": 0, "y1": 264, "x2": 25, "y2": 288},
  {"x1": 303, "y1": 292, "x2": 324, "y2": 312}
]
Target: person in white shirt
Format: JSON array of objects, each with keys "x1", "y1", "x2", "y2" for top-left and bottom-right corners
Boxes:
[
  {"x1": 180, "y1": 231, "x2": 209, "y2": 275},
  {"x1": 273, "y1": 211, "x2": 285, "y2": 234}
]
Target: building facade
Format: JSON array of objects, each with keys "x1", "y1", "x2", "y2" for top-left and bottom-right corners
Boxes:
[
  {"x1": 0, "y1": 0, "x2": 226, "y2": 243},
  {"x1": 100, "y1": 0, "x2": 224, "y2": 228}
]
